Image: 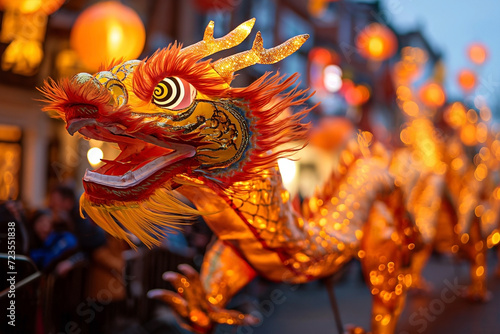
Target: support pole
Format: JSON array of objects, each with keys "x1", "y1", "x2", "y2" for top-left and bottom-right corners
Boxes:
[{"x1": 323, "y1": 275, "x2": 344, "y2": 334}]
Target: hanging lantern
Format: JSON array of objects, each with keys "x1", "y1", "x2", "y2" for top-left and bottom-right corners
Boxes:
[
  {"x1": 194, "y1": 0, "x2": 238, "y2": 12},
  {"x1": 419, "y1": 82, "x2": 445, "y2": 108},
  {"x1": 457, "y1": 69, "x2": 477, "y2": 92},
  {"x1": 356, "y1": 23, "x2": 397, "y2": 61},
  {"x1": 0, "y1": 0, "x2": 63, "y2": 14},
  {"x1": 70, "y1": 1, "x2": 146, "y2": 71},
  {"x1": 467, "y1": 43, "x2": 488, "y2": 65},
  {"x1": 310, "y1": 117, "x2": 354, "y2": 151},
  {"x1": 0, "y1": 0, "x2": 64, "y2": 75}
]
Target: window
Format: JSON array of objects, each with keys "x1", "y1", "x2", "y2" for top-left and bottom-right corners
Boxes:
[{"x1": 0, "y1": 124, "x2": 22, "y2": 201}]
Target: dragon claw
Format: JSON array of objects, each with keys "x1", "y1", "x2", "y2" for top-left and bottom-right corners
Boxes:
[
  {"x1": 178, "y1": 263, "x2": 199, "y2": 276},
  {"x1": 149, "y1": 265, "x2": 257, "y2": 333},
  {"x1": 162, "y1": 271, "x2": 179, "y2": 281}
]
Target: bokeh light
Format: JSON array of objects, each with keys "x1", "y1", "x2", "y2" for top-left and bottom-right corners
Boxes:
[
  {"x1": 87, "y1": 147, "x2": 103, "y2": 166},
  {"x1": 278, "y1": 158, "x2": 297, "y2": 190},
  {"x1": 356, "y1": 23, "x2": 397, "y2": 61},
  {"x1": 323, "y1": 65, "x2": 343, "y2": 92},
  {"x1": 468, "y1": 43, "x2": 488, "y2": 65},
  {"x1": 419, "y1": 82, "x2": 446, "y2": 108},
  {"x1": 457, "y1": 69, "x2": 477, "y2": 91}
]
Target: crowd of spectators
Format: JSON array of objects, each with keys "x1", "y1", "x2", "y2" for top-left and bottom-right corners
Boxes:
[{"x1": 0, "y1": 185, "x2": 213, "y2": 333}]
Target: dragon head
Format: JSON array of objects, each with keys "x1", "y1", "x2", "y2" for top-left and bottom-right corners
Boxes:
[{"x1": 40, "y1": 19, "x2": 311, "y2": 246}]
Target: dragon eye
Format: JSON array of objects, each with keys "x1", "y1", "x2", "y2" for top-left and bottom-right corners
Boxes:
[{"x1": 152, "y1": 77, "x2": 197, "y2": 110}]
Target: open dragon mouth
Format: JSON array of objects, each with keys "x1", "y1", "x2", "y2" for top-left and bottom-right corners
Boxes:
[{"x1": 67, "y1": 117, "x2": 196, "y2": 188}]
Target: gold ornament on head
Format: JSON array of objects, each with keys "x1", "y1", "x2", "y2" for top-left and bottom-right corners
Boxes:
[
  {"x1": 181, "y1": 18, "x2": 309, "y2": 83},
  {"x1": 212, "y1": 31, "x2": 309, "y2": 83},
  {"x1": 213, "y1": 31, "x2": 309, "y2": 82},
  {"x1": 181, "y1": 18, "x2": 256, "y2": 59}
]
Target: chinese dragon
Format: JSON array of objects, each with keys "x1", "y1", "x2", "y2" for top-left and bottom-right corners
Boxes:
[
  {"x1": 41, "y1": 19, "x2": 418, "y2": 333},
  {"x1": 392, "y1": 77, "x2": 500, "y2": 301}
]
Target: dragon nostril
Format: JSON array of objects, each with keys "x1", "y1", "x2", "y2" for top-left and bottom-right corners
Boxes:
[
  {"x1": 65, "y1": 104, "x2": 99, "y2": 123},
  {"x1": 65, "y1": 104, "x2": 100, "y2": 135},
  {"x1": 74, "y1": 104, "x2": 99, "y2": 116}
]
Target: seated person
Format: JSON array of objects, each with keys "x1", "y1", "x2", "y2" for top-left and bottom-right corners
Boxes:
[
  {"x1": 49, "y1": 185, "x2": 106, "y2": 254},
  {"x1": 48, "y1": 185, "x2": 107, "y2": 276},
  {"x1": 29, "y1": 210, "x2": 78, "y2": 272}
]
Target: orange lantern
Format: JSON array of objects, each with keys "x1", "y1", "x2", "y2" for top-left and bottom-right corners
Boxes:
[
  {"x1": 419, "y1": 82, "x2": 445, "y2": 108},
  {"x1": 70, "y1": 1, "x2": 146, "y2": 71},
  {"x1": 310, "y1": 117, "x2": 354, "y2": 151},
  {"x1": 457, "y1": 69, "x2": 477, "y2": 91},
  {"x1": 468, "y1": 43, "x2": 488, "y2": 65},
  {"x1": 356, "y1": 23, "x2": 397, "y2": 61}
]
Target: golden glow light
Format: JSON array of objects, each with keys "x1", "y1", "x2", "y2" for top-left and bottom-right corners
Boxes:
[
  {"x1": 460, "y1": 123, "x2": 477, "y2": 146},
  {"x1": 356, "y1": 23, "x2": 397, "y2": 61},
  {"x1": 0, "y1": 0, "x2": 63, "y2": 14},
  {"x1": 393, "y1": 47, "x2": 428, "y2": 83},
  {"x1": 87, "y1": 147, "x2": 103, "y2": 166},
  {"x1": 344, "y1": 81, "x2": 371, "y2": 106},
  {"x1": 444, "y1": 102, "x2": 467, "y2": 128},
  {"x1": 0, "y1": 124, "x2": 22, "y2": 142},
  {"x1": 468, "y1": 43, "x2": 488, "y2": 65},
  {"x1": 419, "y1": 82, "x2": 445, "y2": 108},
  {"x1": 457, "y1": 69, "x2": 477, "y2": 91},
  {"x1": 0, "y1": 0, "x2": 64, "y2": 75},
  {"x1": 70, "y1": 1, "x2": 146, "y2": 71},
  {"x1": 278, "y1": 158, "x2": 297, "y2": 186},
  {"x1": 310, "y1": 117, "x2": 354, "y2": 151},
  {"x1": 402, "y1": 101, "x2": 419, "y2": 117},
  {"x1": 323, "y1": 65, "x2": 343, "y2": 92}
]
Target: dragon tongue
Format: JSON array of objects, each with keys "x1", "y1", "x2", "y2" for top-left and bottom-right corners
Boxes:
[{"x1": 84, "y1": 149, "x2": 195, "y2": 188}]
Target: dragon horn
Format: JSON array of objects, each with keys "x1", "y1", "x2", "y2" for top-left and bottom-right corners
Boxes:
[
  {"x1": 212, "y1": 32, "x2": 309, "y2": 83},
  {"x1": 181, "y1": 18, "x2": 256, "y2": 59}
]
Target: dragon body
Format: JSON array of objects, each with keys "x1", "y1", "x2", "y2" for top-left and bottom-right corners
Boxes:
[
  {"x1": 392, "y1": 97, "x2": 500, "y2": 301},
  {"x1": 42, "y1": 19, "x2": 417, "y2": 333}
]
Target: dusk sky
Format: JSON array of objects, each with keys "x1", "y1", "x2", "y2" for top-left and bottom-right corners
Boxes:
[{"x1": 383, "y1": 0, "x2": 500, "y2": 110}]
